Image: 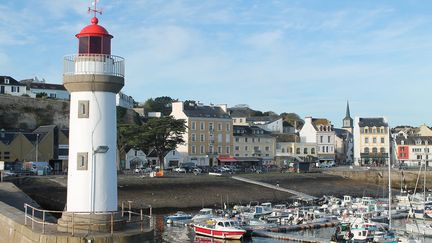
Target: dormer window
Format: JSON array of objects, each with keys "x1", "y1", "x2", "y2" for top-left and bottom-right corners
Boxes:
[{"x1": 4, "y1": 78, "x2": 9, "y2": 84}]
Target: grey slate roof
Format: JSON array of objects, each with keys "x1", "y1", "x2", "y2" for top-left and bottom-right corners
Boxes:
[
  {"x1": 0, "y1": 76, "x2": 25, "y2": 86},
  {"x1": 358, "y1": 118, "x2": 388, "y2": 127},
  {"x1": 184, "y1": 104, "x2": 230, "y2": 119},
  {"x1": 28, "y1": 82, "x2": 67, "y2": 91},
  {"x1": 247, "y1": 116, "x2": 280, "y2": 123},
  {"x1": 334, "y1": 128, "x2": 350, "y2": 139},
  {"x1": 228, "y1": 107, "x2": 256, "y2": 118},
  {"x1": 0, "y1": 132, "x2": 18, "y2": 145},
  {"x1": 233, "y1": 125, "x2": 272, "y2": 137},
  {"x1": 395, "y1": 135, "x2": 432, "y2": 145}
]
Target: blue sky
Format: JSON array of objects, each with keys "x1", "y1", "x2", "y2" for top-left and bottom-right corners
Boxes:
[{"x1": 1, "y1": 0, "x2": 432, "y2": 127}]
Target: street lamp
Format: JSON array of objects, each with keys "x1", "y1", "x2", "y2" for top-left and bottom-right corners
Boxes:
[{"x1": 91, "y1": 145, "x2": 109, "y2": 212}]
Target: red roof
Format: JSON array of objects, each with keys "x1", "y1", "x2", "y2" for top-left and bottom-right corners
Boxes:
[{"x1": 76, "y1": 17, "x2": 113, "y2": 38}]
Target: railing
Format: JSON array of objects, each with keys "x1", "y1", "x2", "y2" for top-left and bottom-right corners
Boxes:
[
  {"x1": 64, "y1": 54, "x2": 125, "y2": 77},
  {"x1": 24, "y1": 201, "x2": 152, "y2": 236}
]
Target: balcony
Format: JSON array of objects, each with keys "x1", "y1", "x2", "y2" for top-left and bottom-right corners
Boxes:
[{"x1": 64, "y1": 54, "x2": 124, "y2": 77}]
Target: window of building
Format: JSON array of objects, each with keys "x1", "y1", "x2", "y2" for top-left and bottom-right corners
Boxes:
[
  {"x1": 78, "y1": 100, "x2": 89, "y2": 118},
  {"x1": 372, "y1": 147, "x2": 378, "y2": 153},
  {"x1": 77, "y1": 152, "x2": 88, "y2": 170},
  {"x1": 296, "y1": 148, "x2": 301, "y2": 154},
  {"x1": 328, "y1": 136, "x2": 330, "y2": 143},
  {"x1": 245, "y1": 146, "x2": 248, "y2": 151},
  {"x1": 218, "y1": 123, "x2": 222, "y2": 131},
  {"x1": 200, "y1": 122, "x2": 205, "y2": 130},
  {"x1": 235, "y1": 153, "x2": 239, "y2": 157},
  {"x1": 380, "y1": 128, "x2": 384, "y2": 133},
  {"x1": 226, "y1": 134, "x2": 230, "y2": 143},
  {"x1": 281, "y1": 148, "x2": 285, "y2": 153},
  {"x1": 200, "y1": 134, "x2": 205, "y2": 142},
  {"x1": 289, "y1": 147, "x2": 293, "y2": 153},
  {"x1": 380, "y1": 147, "x2": 385, "y2": 153},
  {"x1": 252, "y1": 138, "x2": 255, "y2": 143},
  {"x1": 304, "y1": 148, "x2": 308, "y2": 154},
  {"x1": 218, "y1": 146, "x2": 222, "y2": 154},
  {"x1": 209, "y1": 122, "x2": 214, "y2": 131},
  {"x1": 364, "y1": 147, "x2": 370, "y2": 153},
  {"x1": 381, "y1": 137, "x2": 385, "y2": 143},
  {"x1": 191, "y1": 133, "x2": 196, "y2": 142},
  {"x1": 235, "y1": 137, "x2": 239, "y2": 142},
  {"x1": 226, "y1": 147, "x2": 230, "y2": 154},
  {"x1": 258, "y1": 138, "x2": 261, "y2": 142},
  {"x1": 4, "y1": 78, "x2": 9, "y2": 84},
  {"x1": 200, "y1": 145, "x2": 204, "y2": 154},
  {"x1": 235, "y1": 146, "x2": 239, "y2": 151},
  {"x1": 364, "y1": 128, "x2": 368, "y2": 133},
  {"x1": 311, "y1": 148, "x2": 315, "y2": 154},
  {"x1": 373, "y1": 137, "x2": 377, "y2": 143},
  {"x1": 320, "y1": 136, "x2": 323, "y2": 143},
  {"x1": 191, "y1": 121, "x2": 196, "y2": 130},
  {"x1": 265, "y1": 146, "x2": 269, "y2": 151},
  {"x1": 226, "y1": 123, "x2": 230, "y2": 131},
  {"x1": 254, "y1": 146, "x2": 259, "y2": 151},
  {"x1": 365, "y1": 137, "x2": 369, "y2": 143},
  {"x1": 218, "y1": 134, "x2": 222, "y2": 143},
  {"x1": 326, "y1": 146, "x2": 329, "y2": 153},
  {"x1": 245, "y1": 138, "x2": 248, "y2": 143},
  {"x1": 191, "y1": 146, "x2": 196, "y2": 154}
]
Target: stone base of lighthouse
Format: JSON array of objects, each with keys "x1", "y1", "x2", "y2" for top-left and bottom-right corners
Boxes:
[{"x1": 57, "y1": 212, "x2": 126, "y2": 234}]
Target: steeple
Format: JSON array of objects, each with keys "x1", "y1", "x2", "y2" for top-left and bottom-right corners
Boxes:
[
  {"x1": 342, "y1": 100, "x2": 353, "y2": 131},
  {"x1": 344, "y1": 100, "x2": 351, "y2": 119}
]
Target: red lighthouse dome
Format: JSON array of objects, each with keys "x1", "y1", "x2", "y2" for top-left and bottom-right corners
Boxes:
[{"x1": 76, "y1": 17, "x2": 113, "y2": 55}]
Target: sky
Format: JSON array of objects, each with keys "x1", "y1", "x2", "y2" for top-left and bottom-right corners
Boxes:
[{"x1": 1, "y1": 0, "x2": 432, "y2": 127}]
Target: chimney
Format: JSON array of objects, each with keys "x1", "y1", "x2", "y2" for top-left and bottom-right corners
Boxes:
[
  {"x1": 304, "y1": 116, "x2": 312, "y2": 124},
  {"x1": 217, "y1": 104, "x2": 227, "y2": 113},
  {"x1": 171, "y1": 101, "x2": 184, "y2": 112}
]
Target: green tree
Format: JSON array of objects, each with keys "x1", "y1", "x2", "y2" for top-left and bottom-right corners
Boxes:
[
  {"x1": 117, "y1": 116, "x2": 186, "y2": 170},
  {"x1": 142, "y1": 96, "x2": 176, "y2": 116},
  {"x1": 280, "y1": 112, "x2": 304, "y2": 129}
]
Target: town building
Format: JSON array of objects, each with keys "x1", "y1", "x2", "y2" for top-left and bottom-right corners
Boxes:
[
  {"x1": 116, "y1": 91, "x2": 135, "y2": 109},
  {"x1": 395, "y1": 134, "x2": 431, "y2": 167},
  {"x1": 233, "y1": 125, "x2": 276, "y2": 165},
  {"x1": 20, "y1": 78, "x2": 70, "y2": 99},
  {"x1": 171, "y1": 101, "x2": 233, "y2": 166},
  {"x1": 353, "y1": 117, "x2": 390, "y2": 166},
  {"x1": 275, "y1": 134, "x2": 317, "y2": 165},
  {"x1": 0, "y1": 126, "x2": 69, "y2": 173},
  {"x1": 125, "y1": 148, "x2": 147, "y2": 170},
  {"x1": 228, "y1": 105, "x2": 255, "y2": 126},
  {"x1": 0, "y1": 76, "x2": 27, "y2": 96},
  {"x1": 247, "y1": 116, "x2": 283, "y2": 133},
  {"x1": 334, "y1": 128, "x2": 353, "y2": 164},
  {"x1": 299, "y1": 117, "x2": 336, "y2": 163}
]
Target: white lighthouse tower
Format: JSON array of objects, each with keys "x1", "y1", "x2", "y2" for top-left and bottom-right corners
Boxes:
[{"x1": 59, "y1": 1, "x2": 124, "y2": 228}]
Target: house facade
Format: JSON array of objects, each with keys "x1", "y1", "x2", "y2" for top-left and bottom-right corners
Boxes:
[
  {"x1": 171, "y1": 101, "x2": 233, "y2": 166},
  {"x1": 20, "y1": 78, "x2": 70, "y2": 99},
  {"x1": 299, "y1": 117, "x2": 336, "y2": 163},
  {"x1": 395, "y1": 135, "x2": 431, "y2": 167},
  {"x1": 247, "y1": 116, "x2": 283, "y2": 133},
  {"x1": 353, "y1": 117, "x2": 390, "y2": 166},
  {"x1": 125, "y1": 148, "x2": 147, "y2": 170},
  {"x1": 233, "y1": 125, "x2": 276, "y2": 164},
  {"x1": 0, "y1": 76, "x2": 27, "y2": 96}
]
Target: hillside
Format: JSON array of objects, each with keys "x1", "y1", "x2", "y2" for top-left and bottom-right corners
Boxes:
[{"x1": 0, "y1": 95, "x2": 69, "y2": 130}]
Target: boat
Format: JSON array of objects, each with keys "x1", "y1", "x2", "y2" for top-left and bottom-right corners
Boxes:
[
  {"x1": 193, "y1": 218, "x2": 246, "y2": 240},
  {"x1": 165, "y1": 211, "x2": 193, "y2": 223},
  {"x1": 192, "y1": 208, "x2": 215, "y2": 222}
]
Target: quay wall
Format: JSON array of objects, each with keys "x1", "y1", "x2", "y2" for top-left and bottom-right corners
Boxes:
[{"x1": 325, "y1": 169, "x2": 432, "y2": 189}]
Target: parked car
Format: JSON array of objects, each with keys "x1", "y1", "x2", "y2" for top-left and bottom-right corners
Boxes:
[
  {"x1": 192, "y1": 168, "x2": 202, "y2": 174},
  {"x1": 3, "y1": 170, "x2": 17, "y2": 177},
  {"x1": 173, "y1": 167, "x2": 187, "y2": 173}
]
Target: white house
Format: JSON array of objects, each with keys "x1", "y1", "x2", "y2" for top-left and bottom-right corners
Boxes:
[
  {"x1": 125, "y1": 148, "x2": 147, "y2": 170},
  {"x1": 20, "y1": 78, "x2": 70, "y2": 100},
  {"x1": 116, "y1": 92, "x2": 134, "y2": 109},
  {"x1": 0, "y1": 76, "x2": 27, "y2": 96},
  {"x1": 299, "y1": 117, "x2": 336, "y2": 163},
  {"x1": 164, "y1": 150, "x2": 183, "y2": 169},
  {"x1": 247, "y1": 116, "x2": 283, "y2": 133}
]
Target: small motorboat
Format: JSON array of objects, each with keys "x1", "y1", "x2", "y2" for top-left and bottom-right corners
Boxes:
[
  {"x1": 192, "y1": 208, "x2": 214, "y2": 222},
  {"x1": 193, "y1": 218, "x2": 246, "y2": 240},
  {"x1": 165, "y1": 211, "x2": 193, "y2": 223}
]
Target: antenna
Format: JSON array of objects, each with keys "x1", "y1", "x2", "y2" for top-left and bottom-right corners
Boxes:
[{"x1": 88, "y1": 0, "x2": 103, "y2": 17}]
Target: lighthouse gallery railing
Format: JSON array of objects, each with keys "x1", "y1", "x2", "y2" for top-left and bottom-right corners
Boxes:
[{"x1": 64, "y1": 54, "x2": 125, "y2": 78}]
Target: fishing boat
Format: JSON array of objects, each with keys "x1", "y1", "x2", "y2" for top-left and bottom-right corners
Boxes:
[
  {"x1": 193, "y1": 218, "x2": 246, "y2": 240},
  {"x1": 165, "y1": 211, "x2": 193, "y2": 223}
]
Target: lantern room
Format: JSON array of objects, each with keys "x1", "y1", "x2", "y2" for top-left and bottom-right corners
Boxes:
[{"x1": 76, "y1": 17, "x2": 113, "y2": 55}]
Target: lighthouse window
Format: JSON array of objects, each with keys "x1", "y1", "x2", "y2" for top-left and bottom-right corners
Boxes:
[
  {"x1": 103, "y1": 37, "x2": 111, "y2": 55},
  {"x1": 79, "y1": 36, "x2": 89, "y2": 54},
  {"x1": 78, "y1": 100, "x2": 89, "y2": 118},
  {"x1": 89, "y1": 36, "x2": 102, "y2": 54},
  {"x1": 77, "y1": 152, "x2": 88, "y2": 170}
]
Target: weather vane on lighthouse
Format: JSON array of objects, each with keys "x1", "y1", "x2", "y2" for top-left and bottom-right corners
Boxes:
[{"x1": 88, "y1": 0, "x2": 103, "y2": 17}]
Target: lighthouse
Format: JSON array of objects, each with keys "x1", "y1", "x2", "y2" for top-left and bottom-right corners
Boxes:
[{"x1": 62, "y1": 4, "x2": 123, "y2": 215}]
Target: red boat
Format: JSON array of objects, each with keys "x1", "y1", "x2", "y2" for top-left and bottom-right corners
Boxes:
[{"x1": 193, "y1": 218, "x2": 246, "y2": 240}]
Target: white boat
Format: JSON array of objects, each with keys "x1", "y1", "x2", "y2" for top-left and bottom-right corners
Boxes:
[
  {"x1": 405, "y1": 219, "x2": 432, "y2": 237},
  {"x1": 192, "y1": 208, "x2": 214, "y2": 222},
  {"x1": 193, "y1": 218, "x2": 246, "y2": 240},
  {"x1": 165, "y1": 211, "x2": 192, "y2": 223}
]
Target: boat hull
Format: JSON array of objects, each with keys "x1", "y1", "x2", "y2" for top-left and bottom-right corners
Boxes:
[{"x1": 194, "y1": 225, "x2": 245, "y2": 240}]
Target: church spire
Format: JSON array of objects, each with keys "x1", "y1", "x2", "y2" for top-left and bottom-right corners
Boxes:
[{"x1": 345, "y1": 100, "x2": 351, "y2": 119}]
